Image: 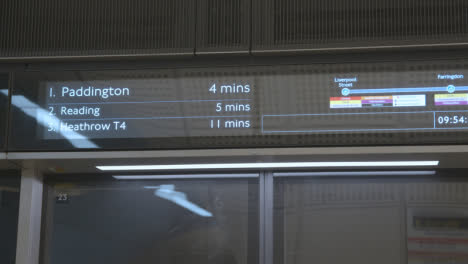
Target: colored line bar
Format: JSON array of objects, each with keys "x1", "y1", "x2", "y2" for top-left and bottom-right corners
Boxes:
[{"x1": 348, "y1": 86, "x2": 468, "y2": 95}]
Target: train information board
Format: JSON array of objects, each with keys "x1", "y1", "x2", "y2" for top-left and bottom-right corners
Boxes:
[{"x1": 9, "y1": 60, "x2": 468, "y2": 150}]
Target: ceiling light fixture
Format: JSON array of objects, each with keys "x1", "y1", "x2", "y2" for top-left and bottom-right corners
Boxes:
[{"x1": 97, "y1": 161, "x2": 439, "y2": 171}]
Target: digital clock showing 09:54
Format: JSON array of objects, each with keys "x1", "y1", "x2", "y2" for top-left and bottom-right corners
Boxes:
[{"x1": 436, "y1": 113, "x2": 468, "y2": 127}]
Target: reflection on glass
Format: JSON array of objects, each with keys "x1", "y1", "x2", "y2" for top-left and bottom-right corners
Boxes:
[
  {"x1": 0, "y1": 171, "x2": 21, "y2": 264},
  {"x1": 42, "y1": 176, "x2": 258, "y2": 264},
  {"x1": 274, "y1": 173, "x2": 468, "y2": 264},
  {"x1": 0, "y1": 89, "x2": 7, "y2": 99},
  {"x1": 407, "y1": 207, "x2": 468, "y2": 264},
  {"x1": 3, "y1": 91, "x2": 98, "y2": 149},
  {"x1": 145, "y1": 185, "x2": 213, "y2": 217}
]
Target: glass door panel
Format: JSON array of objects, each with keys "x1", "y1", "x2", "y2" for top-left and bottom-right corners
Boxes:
[
  {"x1": 273, "y1": 170, "x2": 468, "y2": 264},
  {"x1": 41, "y1": 173, "x2": 259, "y2": 264}
]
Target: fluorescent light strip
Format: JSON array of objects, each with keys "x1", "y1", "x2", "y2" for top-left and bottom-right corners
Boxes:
[
  {"x1": 273, "y1": 170, "x2": 437, "y2": 177},
  {"x1": 97, "y1": 161, "x2": 439, "y2": 171},
  {"x1": 113, "y1": 173, "x2": 259, "y2": 180}
]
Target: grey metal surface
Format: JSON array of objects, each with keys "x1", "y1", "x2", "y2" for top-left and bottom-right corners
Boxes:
[
  {"x1": 196, "y1": 0, "x2": 250, "y2": 53},
  {"x1": 259, "y1": 171, "x2": 266, "y2": 264},
  {"x1": 15, "y1": 161, "x2": 43, "y2": 264},
  {"x1": 264, "y1": 172, "x2": 274, "y2": 264},
  {"x1": 0, "y1": 0, "x2": 196, "y2": 58},
  {"x1": 6, "y1": 145, "x2": 468, "y2": 174},
  {"x1": 3, "y1": 0, "x2": 467, "y2": 60},
  {"x1": 0, "y1": 52, "x2": 194, "y2": 63},
  {"x1": 251, "y1": 42, "x2": 468, "y2": 54},
  {"x1": 8, "y1": 145, "x2": 468, "y2": 160},
  {"x1": 252, "y1": 0, "x2": 468, "y2": 52}
]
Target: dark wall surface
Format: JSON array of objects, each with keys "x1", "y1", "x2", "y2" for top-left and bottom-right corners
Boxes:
[
  {"x1": 0, "y1": 171, "x2": 21, "y2": 264},
  {"x1": 1, "y1": 0, "x2": 468, "y2": 59}
]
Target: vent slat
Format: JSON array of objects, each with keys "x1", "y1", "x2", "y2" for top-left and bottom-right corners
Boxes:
[
  {"x1": 0, "y1": 0, "x2": 196, "y2": 58},
  {"x1": 253, "y1": 0, "x2": 468, "y2": 51},
  {"x1": 2, "y1": 0, "x2": 467, "y2": 58},
  {"x1": 196, "y1": 0, "x2": 250, "y2": 53}
]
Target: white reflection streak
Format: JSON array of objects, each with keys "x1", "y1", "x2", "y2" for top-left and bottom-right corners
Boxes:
[
  {"x1": 145, "y1": 185, "x2": 213, "y2": 217},
  {"x1": 2, "y1": 91, "x2": 98, "y2": 149}
]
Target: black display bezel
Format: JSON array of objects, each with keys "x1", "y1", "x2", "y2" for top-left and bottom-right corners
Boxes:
[
  {"x1": 8, "y1": 50, "x2": 468, "y2": 152},
  {"x1": 0, "y1": 74, "x2": 10, "y2": 151}
]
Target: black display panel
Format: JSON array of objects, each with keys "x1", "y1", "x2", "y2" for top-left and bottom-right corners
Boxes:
[
  {"x1": 9, "y1": 59, "x2": 468, "y2": 150},
  {"x1": 0, "y1": 74, "x2": 8, "y2": 150}
]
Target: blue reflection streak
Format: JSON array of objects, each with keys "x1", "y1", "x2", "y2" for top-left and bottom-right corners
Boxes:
[
  {"x1": 145, "y1": 185, "x2": 213, "y2": 217},
  {"x1": 1, "y1": 91, "x2": 98, "y2": 149}
]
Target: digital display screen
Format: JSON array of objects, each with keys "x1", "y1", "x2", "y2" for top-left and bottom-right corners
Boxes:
[
  {"x1": 0, "y1": 74, "x2": 8, "y2": 150},
  {"x1": 9, "y1": 60, "x2": 468, "y2": 150},
  {"x1": 43, "y1": 78, "x2": 254, "y2": 140},
  {"x1": 414, "y1": 217, "x2": 468, "y2": 231}
]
